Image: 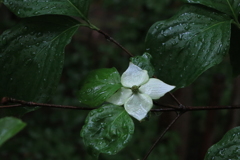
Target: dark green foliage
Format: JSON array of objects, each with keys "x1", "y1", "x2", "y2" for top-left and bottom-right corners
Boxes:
[
  {"x1": 183, "y1": 0, "x2": 240, "y2": 19},
  {"x1": 78, "y1": 68, "x2": 121, "y2": 107},
  {"x1": 2, "y1": 0, "x2": 91, "y2": 20},
  {"x1": 2, "y1": 0, "x2": 240, "y2": 159},
  {"x1": 0, "y1": 117, "x2": 26, "y2": 146},
  {"x1": 145, "y1": 4, "x2": 232, "y2": 88},
  {"x1": 0, "y1": 15, "x2": 79, "y2": 116},
  {"x1": 80, "y1": 104, "x2": 134, "y2": 157},
  {"x1": 205, "y1": 126, "x2": 240, "y2": 160},
  {"x1": 130, "y1": 52, "x2": 155, "y2": 77}
]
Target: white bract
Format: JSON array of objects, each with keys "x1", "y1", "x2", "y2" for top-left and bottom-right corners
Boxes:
[{"x1": 107, "y1": 62, "x2": 175, "y2": 121}]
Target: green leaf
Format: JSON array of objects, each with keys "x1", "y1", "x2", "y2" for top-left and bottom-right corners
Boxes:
[
  {"x1": 0, "y1": 117, "x2": 26, "y2": 146},
  {"x1": 145, "y1": 5, "x2": 232, "y2": 88},
  {"x1": 183, "y1": 0, "x2": 240, "y2": 20},
  {"x1": 204, "y1": 126, "x2": 240, "y2": 160},
  {"x1": 229, "y1": 24, "x2": 240, "y2": 76},
  {"x1": 80, "y1": 104, "x2": 134, "y2": 158},
  {"x1": 78, "y1": 68, "x2": 121, "y2": 107},
  {"x1": 0, "y1": 15, "x2": 80, "y2": 116},
  {"x1": 130, "y1": 52, "x2": 155, "y2": 77},
  {"x1": 2, "y1": 0, "x2": 91, "y2": 20}
]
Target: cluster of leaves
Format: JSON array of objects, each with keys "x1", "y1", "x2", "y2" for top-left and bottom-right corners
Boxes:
[
  {"x1": 0, "y1": 0, "x2": 92, "y2": 147},
  {"x1": 1, "y1": 0, "x2": 240, "y2": 159}
]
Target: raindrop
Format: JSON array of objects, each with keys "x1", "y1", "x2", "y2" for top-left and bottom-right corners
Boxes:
[
  {"x1": 34, "y1": 11, "x2": 39, "y2": 15},
  {"x1": 98, "y1": 108, "x2": 104, "y2": 113},
  {"x1": 178, "y1": 34, "x2": 183, "y2": 40},
  {"x1": 122, "y1": 123, "x2": 127, "y2": 129},
  {"x1": 184, "y1": 25, "x2": 190, "y2": 30}
]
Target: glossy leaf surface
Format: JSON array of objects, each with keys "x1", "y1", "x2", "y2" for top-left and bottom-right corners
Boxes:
[
  {"x1": 145, "y1": 5, "x2": 231, "y2": 88},
  {"x1": 130, "y1": 52, "x2": 155, "y2": 77},
  {"x1": 183, "y1": 0, "x2": 240, "y2": 19},
  {"x1": 0, "y1": 15, "x2": 79, "y2": 116},
  {"x1": 204, "y1": 126, "x2": 240, "y2": 160},
  {"x1": 229, "y1": 24, "x2": 240, "y2": 76},
  {"x1": 2, "y1": 0, "x2": 91, "y2": 20},
  {"x1": 78, "y1": 68, "x2": 121, "y2": 107},
  {"x1": 80, "y1": 104, "x2": 134, "y2": 157},
  {"x1": 0, "y1": 117, "x2": 26, "y2": 146}
]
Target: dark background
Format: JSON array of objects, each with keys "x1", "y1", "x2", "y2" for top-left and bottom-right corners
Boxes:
[{"x1": 0, "y1": 0, "x2": 239, "y2": 159}]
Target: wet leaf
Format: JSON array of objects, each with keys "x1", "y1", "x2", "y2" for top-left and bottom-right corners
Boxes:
[
  {"x1": 2, "y1": 0, "x2": 91, "y2": 20},
  {"x1": 204, "y1": 126, "x2": 240, "y2": 160},
  {"x1": 78, "y1": 68, "x2": 121, "y2": 107},
  {"x1": 229, "y1": 24, "x2": 240, "y2": 76},
  {"x1": 130, "y1": 52, "x2": 155, "y2": 77},
  {"x1": 145, "y1": 5, "x2": 232, "y2": 88},
  {"x1": 0, "y1": 117, "x2": 26, "y2": 146},
  {"x1": 183, "y1": 0, "x2": 240, "y2": 19},
  {"x1": 80, "y1": 104, "x2": 134, "y2": 158},
  {"x1": 0, "y1": 15, "x2": 80, "y2": 116}
]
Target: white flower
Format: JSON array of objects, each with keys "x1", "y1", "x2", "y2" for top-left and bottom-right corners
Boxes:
[{"x1": 107, "y1": 62, "x2": 175, "y2": 121}]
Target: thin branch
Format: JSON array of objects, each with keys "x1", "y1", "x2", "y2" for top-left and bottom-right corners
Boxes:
[
  {"x1": 151, "y1": 105, "x2": 238, "y2": 112},
  {"x1": 168, "y1": 92, "x2": 183, "y2": 106},
  {"x1": 0, "y1": 97, "x2": 95, "y2": 110},
  {"x1": 142, "y1": 113, "x2": 182, "y2": 160},
  {"x1": 97, "y1": 30, "x2": 134, "y2": 57},
  {"x1": 153, "y1": 101, "x2": 180, "y2": 109},
  {"x1": 2, "y1": 97, "x2": 240, "y2": 112}
]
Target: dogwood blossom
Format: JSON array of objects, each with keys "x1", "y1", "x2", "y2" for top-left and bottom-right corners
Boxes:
[{"x1": 107, "y1": 62, "x2": 175, "y2": 121}]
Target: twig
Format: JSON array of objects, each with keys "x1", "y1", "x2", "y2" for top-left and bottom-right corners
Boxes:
[
  {"x1": 142, "y1": 113, "x2": 182, "y2": 160},
  {"x1": 153, "y1": 101, "x2": 180, "y2": 109},
  {"x1": 151, "y1": 105, "x2": 237, "y2": 112},
  {"x1": 1, "y1": 97, "x2": 240, "y2": 112},
  {"x1": 168, "y1": 92, "x2": 183, "y2": 106},
  {"x1": 97, "y1": 30, "x2": 134, "y2": 57},
  {"x1": 0, "y1": 97, "x2": 95, "y2": 110}
]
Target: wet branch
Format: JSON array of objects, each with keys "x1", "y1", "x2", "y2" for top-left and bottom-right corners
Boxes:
[
  {"x1": 97, "y1": 30, "x2": 134, "y2": 57},
  {"x1": 0, "y1": 97, "x2": 95, "y2": 110},
  {"x1": 142, "y1": 113, "x2": 182, "y2": 160},
  {"x1": 1, "y1": 97, "x2": 240, "y2": 112}
]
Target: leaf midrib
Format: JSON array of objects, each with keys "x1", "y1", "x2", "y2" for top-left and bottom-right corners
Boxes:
[{"x1": 67, "y1": 0, "x2": 85, "y2": 19}]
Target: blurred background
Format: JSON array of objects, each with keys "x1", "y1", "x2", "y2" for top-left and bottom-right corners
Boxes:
[{"x1": 0, "y1": 0, "x2": 239, "y2": 159}]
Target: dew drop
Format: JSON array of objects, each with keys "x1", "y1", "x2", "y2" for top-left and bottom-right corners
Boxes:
[{"x1": 98, "y1": 108, "x2": 104, "y2": 113}]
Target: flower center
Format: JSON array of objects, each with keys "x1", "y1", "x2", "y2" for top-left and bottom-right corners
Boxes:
[{"x1": 131, "y1": 85, "x2": 139, "y2": 93}]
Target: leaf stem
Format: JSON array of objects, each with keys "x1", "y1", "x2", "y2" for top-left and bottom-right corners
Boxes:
[
  {"x1": 232, "y1": 21, "x2": 240, "y2": 29},
  {"x1": 142, "y1": 113, "x2": 182, "y2": 160}
]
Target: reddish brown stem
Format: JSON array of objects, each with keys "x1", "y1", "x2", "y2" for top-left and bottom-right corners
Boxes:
[
  {"x1": 1, "y1": 97, "x2": 94, "y2": 110},
  {"x1": 142, "y1": 113, "x2": 182, "y2": 160},
  {"x1": 97, "y1": 30, "x2": 134, "y2": 57}
]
